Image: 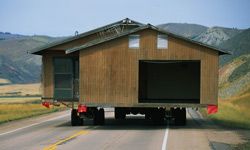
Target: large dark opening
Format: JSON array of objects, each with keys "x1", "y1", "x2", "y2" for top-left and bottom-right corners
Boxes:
[{"x1": 139, "y1": 60, "x2": 200, "y2": 103}]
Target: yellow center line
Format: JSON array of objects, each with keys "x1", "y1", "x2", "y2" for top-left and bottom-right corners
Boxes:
[{"x1": 43, "y1": 130, "x2": 89, "y2": 150}]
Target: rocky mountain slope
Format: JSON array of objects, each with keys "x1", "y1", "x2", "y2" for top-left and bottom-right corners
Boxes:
[
  {"x1": 157, "y1": 23, "x2": 208, "y2": 38},
  {"x1": 193, "y1": 27, "x2": 242, "y2": 47},
  {"x1": 219, "y1": 28, "x2": 250, "y2": 66},
  {"x1": 219, "y1": 54, "x2": 250, "y2": 98}
]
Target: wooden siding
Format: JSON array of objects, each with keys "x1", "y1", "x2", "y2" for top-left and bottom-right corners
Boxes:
[
  {"x1": 42, "y1": 53, "x2": 53, "y2": 98},
  {"x1": 79, "y1": 29, "x2": 219, "y2": 107}
]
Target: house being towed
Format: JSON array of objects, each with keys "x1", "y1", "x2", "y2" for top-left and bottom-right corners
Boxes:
[{"x1": 30, "y1": 18, "x2": 228, "y2": 126}]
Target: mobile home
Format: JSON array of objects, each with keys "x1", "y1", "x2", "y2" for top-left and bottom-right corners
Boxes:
[{"x1": 30, "y1": 18, "x2": 228, "y2": 126}]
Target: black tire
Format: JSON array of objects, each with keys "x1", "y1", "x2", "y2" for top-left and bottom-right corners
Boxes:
[
  {"x1": 93, "y1": 108, "x2": 100, "y2": 125},
  {"x1": 71, "y1": 109, "x2": 83, "y2": 126},
  {"x1": 115, "y1": 108, "x2": 126, "y2": 120},
  {"x1": 152, "y1": 109, "x2": 165, "y2": 125},
  {"x1": 173, "y1": 108, "x2": 186, "y2": 126},
  {"x1": 79, "y1": 118, "x2": 84, "y2": 126},
  {"x1": 93, "y1": 108, "x2": 105, "y2": 125},
  {"x1": 145, "y1": 114, "x2": 151, "y2": 120},
  {"x1": 120, "y1": 112, "x2": 126, "y2": 119},
  {"x1": 99, "y1": 108, "x2": 105, "y2": 125},
  {"x1": 180, "y1": 108, "x2": 187, "y2": 125},
  {"x1": 173, "y1": 108, "x2": 180, "y2": 126}
]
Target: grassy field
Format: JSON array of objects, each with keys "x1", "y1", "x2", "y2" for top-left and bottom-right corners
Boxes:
[
  {"x1": 0, "y1": 97, "x2": 63, "y2": 124},
  {"x1": 233, "y1": 142, "x2": 250, "y2": 150},
  {"x1": 201, "y1": 93, "x2": 250, "y2": 129},
  {"x1": 0, "y1": 83, "x2": 64, "y2": 124},
  {"x1": 0, "y1": 104, "x2": 61, "y2": 124},
  {"x1": 201, "y1": 93, "x2": 250, "y2": 149},
  {"x1": 0, "y1": 83, "x2": 40, "y2": 96},
  {"x1": 0, "y1": 97, "x2": 41, "y2": 104}
]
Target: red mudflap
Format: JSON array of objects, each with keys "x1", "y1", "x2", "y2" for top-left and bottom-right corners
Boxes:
[{"x1": 207, "y1": 105, "x2": 218, "y2": 114}]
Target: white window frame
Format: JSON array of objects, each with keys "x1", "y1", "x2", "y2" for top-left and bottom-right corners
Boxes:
[
  {"x1": 157, "y1": 34, "x2": 168, "y2": 49},
  {"x1": 129, "y1": 35, "x2": 140, "y2": 49}
]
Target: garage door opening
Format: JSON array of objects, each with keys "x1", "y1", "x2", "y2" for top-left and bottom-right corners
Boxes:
[{"x1": 139, "y1": 60, "x2": 200, "y2": 103}]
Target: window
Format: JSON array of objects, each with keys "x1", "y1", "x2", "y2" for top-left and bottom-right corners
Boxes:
[
  {"x1": 54, "y1": 58, "x2": 72, "y2": 73},
  {"x1": 157, "y1": 34, "x2": 168, "y2": 49},
  {"x1": 54, "y1": 58, "x2": 73, "y2": 99},
  {"x1": 55, "y1": 74, "x2": 72, "y2": 88},
  {"x1": 129, "y1": 35, "x2": 140, "y2": 48}
]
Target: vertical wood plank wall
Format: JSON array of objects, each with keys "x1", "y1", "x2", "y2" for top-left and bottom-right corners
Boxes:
[
  {"x1": 79, "y1": 29, "x2": 219, "y2": 106},
  {"x1": 42, "y1": 54, "x2": 54, "y2": 98},
  {"x1": 41, "y1": 33, "x2": 98, "y2": 98}
]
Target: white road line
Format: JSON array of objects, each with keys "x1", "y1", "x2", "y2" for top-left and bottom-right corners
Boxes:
[
  {"x1": 161, "y1": 126, "x2": 169, "y2": 150},
  {"x1": 0, "y1": 113, "x2": 69, "y2": 136}
]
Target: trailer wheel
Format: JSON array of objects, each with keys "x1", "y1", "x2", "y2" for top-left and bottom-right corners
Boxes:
[
  {"x1": 152, "y1": 109, "x2": 165, "y2": 125},
  {"x1": 114, "y1": 108, "x2": 126, "y2": 120},
  {"x1": 93, "y1": 108, "x2": 105, "y2": 125},
  {"x1": 93, "y1": 108, "x2": 99, "y2": 125},
  {"x1": 71, "y1": 109, "x2": 83, "y2": 126},
  {"x1": 181, "y1": 108, "x2": 187, "y2": 125},
  {"x1": 145, "y1": 114, "x2": 151, "y2": 120},
  {"x1": 172, "y1": 108, "x2": 186, "y2": 126},
  {"x1": 99, "y1": 108, "x2": 105, "y2": 125}
]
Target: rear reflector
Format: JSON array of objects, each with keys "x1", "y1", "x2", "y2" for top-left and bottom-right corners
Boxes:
[
  {"x1": 78, "y1": 104, "x2": 87, "y2": 113},
  {"x1": 207, "y1": 105, "x2": 218, "y2": 114},
  {"x1": 42, "y1": 102, "x2": 50, "y2": 108}
]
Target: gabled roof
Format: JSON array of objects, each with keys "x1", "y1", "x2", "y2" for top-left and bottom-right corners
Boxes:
[
  {"x1": 29, "y1": 18, "x2": 144, "y2": 54},
  {"x1": 29, "y1": 18, "x2": 230, "y2": 55},
  {"x1": 66, "y1": 24, "x2": 230, "y2": 55}
]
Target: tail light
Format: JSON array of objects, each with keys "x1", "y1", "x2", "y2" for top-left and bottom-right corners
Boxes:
[
  {"x1": 42, "y1": 101, "x2": 50, "y2": 108},
  {"x1": 78, "y1": 104, "x2": 87, "y2": 113}
]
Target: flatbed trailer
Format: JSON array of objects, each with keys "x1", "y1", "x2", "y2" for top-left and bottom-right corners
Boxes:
[{"x1": 30, "y1": 18, "x2": 228, "y2": 126}]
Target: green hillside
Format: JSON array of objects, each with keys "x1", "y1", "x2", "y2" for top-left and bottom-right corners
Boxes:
[
  {"x1": 0, "y1": 34, "x2": 62, "y2": 83},
  {"x1": 219, "y1": 54, "x2": 250, "y2": 98},
  {"x1": 220, "y1": 28, "x2": 250, "y2": 65}
]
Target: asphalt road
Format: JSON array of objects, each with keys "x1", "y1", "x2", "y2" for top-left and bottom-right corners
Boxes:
[{"x1": 0, "y1": 109, "x2": 245, "y2": 150}]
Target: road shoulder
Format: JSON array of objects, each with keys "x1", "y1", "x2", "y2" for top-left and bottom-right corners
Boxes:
[{"x1": 0, "y1": 110, "x2": 70, "y2": 135}]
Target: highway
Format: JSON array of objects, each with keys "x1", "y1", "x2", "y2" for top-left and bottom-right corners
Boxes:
[{"x1": 0, "y1": 109, "x2": 245, "y2": 150}]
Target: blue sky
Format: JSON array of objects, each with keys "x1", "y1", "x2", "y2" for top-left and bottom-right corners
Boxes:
[{"x1": 0, "y1": 0, "x2": 250, "y2": 36}]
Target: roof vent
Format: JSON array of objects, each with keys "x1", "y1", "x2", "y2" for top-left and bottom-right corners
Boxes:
[
  {"x1": 123, "y1": 18, "x2": 132, "y2": 24},
  {"x1": 75, "y1": 31, "x2": 79, "y2": 36}
]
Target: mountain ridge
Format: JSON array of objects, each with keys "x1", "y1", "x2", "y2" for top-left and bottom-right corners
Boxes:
[
  {"x1": 0, "y1": 33, "x2": 62, "y2": 83},
  {"x1": 157, "y1": 23, "x2": 208, "y2": 38}
]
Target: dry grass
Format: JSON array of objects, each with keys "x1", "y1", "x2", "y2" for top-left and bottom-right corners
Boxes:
[
  {"x1": 0, "y1": 84, "x2": 65, "y2": 124},
  {"x1": 0, "y1": 104, "x2": 61, "y2": 124},
  {"x1": 0, "y1": 97, "x2": 41, "y2": 104},
  {"x1": 0, "y1": 83, "x2": 41, "y2": 96},
  {"x1": 201, "y1": 93, "x2": 250, "y2": 129},
  {"x1": 233, "y1": 142, "x2": 250, "y2": 150},
  {"x1": 0, "y1": 78, "x2": 10, "y2": 84}
]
